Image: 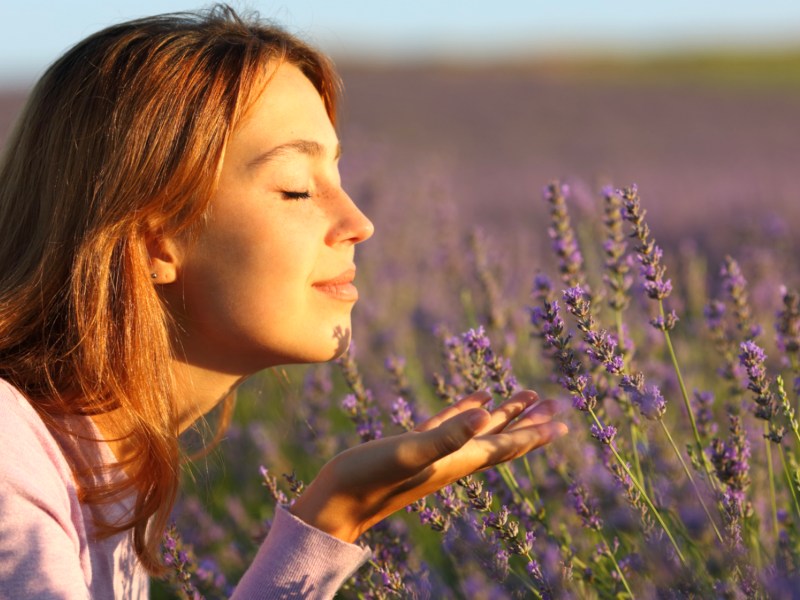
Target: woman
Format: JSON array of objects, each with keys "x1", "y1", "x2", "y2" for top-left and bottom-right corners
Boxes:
[{"x1": 0, "y1": 5, "x2": 567, "y2": 598}]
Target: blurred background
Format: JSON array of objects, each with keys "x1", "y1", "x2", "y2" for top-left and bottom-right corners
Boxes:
[{"x1": 2, "y1": 1, "x2": 799, "y2": 327}]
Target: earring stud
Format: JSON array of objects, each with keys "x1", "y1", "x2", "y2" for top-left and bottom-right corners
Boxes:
[{"x1": 151, "y1": 272, "x2": 158, "y2": 279}]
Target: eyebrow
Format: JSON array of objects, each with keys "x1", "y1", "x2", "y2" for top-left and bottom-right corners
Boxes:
[{"x1": 247, "y1": 139, "x2": 341, "y2": 170}]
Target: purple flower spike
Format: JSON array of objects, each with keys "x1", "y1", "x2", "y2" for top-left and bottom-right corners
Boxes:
[
  {"x1": 634, "y1": 385, "x2": 667, "y2": 421},
  {"x1": 391, "y1": 397, "x2": 415, "y2": 431},
  {"x1": 568, "y1": 482, "x2": 603, "y2": 531},
  {"x1": 721, "y1": 256, "x2": 759, "y2": 339},
  {"x1": 620, "y1": 185, "x2": 673, "y2": 302},
  {"x1": 532, "y1": 273, "x2": 554, "y2": 295},
  {"x1": 341, "y1": 394, "x2": 358, "y2": 412},
  {"x1": 703, "y1": 300, "x2": 726, "y2": 330},
  {"x1": 591, "y1": 423, "x2": 617, "y2": 445},
  {"x1": 739, "y1": 340, "x2": 777, "y2": 423},
  {"x1": 563, "y1": 285, "x2": 586, "y2": 307},
  {"x1": 601, "y1": 185, "x2": 632, "y2": 314},
  {"x1": 545, "y1": 180, "x2": 588, "y2": 290},
  {"x1": 739, "y1": 341, "x2": 766, "y2": 377},
  {"x1": 464, "y1": 326, "x2": 492, "y2": 353}
]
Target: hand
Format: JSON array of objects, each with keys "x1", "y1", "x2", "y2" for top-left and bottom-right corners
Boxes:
[{"x1": 289, "y1": 389, "x2": 568, "y2": 543}]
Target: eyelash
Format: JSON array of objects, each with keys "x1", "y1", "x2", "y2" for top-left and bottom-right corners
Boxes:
[{"x1": 281, "y1": 190, "x2": 311, "y2": 201}]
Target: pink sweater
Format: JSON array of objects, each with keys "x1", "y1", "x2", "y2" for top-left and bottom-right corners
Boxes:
[{"x1": 0, "y1": 379, "x2": 371, "y2": 599}]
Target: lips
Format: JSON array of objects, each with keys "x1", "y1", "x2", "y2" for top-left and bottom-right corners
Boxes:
[{"x1": 312, "y1": 267, "x2": 358, "y2": 301}]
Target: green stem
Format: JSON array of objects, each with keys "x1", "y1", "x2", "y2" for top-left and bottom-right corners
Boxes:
[
  {"x1": 588, "y1": 409, "x2": 686, "y2": 564},
  {"x1": 599, "y1": 531, "x2": 635, "y2": 599},
  {"x1": 659, "y1": 301, "x2": 719, "y2": 495},
  {"x1": 779, "y1": 444, "x2": 800, "y2": 522},
  {"x1": 613, "y1": 311, "x2": 645, "y2": 488},
  {"x1": 658, "y1": 420, "x2": 724, "y2": 545},
  {"x1": 497, "y1": 463, "x2": 539, "y2": 516},
  {"x1": 629, "y1": 425, "x2": 645, "y2": 488},
  {"x1": 747, "y1": 518, "x2": 763, "y2": 571},
  {"x1": 764, "y1": 423, "x2": 779, "y2": 540},
  {"x1": 777, "y1": 376, "x2": 800, "y2": 450}
]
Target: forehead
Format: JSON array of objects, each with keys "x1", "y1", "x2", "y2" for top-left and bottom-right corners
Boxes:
[{"x1": 230, "y1": 62, "x2": 337, "y2": 154}]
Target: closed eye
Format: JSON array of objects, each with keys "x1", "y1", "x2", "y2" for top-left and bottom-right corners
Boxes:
[{"x1": 281, "y1": 190, "x2": 311, "y2": 201}]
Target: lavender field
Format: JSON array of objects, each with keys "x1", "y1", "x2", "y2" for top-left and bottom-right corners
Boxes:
[{"x1": 3, "y1": 54, "x2": 800, "y2": 597}]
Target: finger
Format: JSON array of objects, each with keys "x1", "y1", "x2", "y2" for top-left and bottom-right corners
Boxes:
[
  {"x1": 481, "y1": 421, "x2": 569, "y2": 466},
  {"x1": 478, "y1": 390, "x2": 539, "y2": 435},
  {"x1": 414, "y1": 390, "x2": 492, "y2": 433},
  {"x1": 504, "y1": 398, "x2": 561, "y2": 431},
  {"x1": 400, "y1": 407, "x2": 491, "y2": 469}
]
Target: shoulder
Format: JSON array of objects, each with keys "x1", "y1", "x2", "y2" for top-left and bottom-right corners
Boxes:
[
  {"x1": 0, "y1": 379, "x2": 97, "y2": 598},
  {"x1": 0, "y1": 378, "x2": 77, "y2": 517}
]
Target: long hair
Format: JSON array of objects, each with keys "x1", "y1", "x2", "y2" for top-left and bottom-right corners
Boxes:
[{"x1": 0, "y1": 4, "x2": 340, "y2": 574}]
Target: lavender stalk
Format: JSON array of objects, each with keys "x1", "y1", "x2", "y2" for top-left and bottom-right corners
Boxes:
[
  {"x1": 563, "y1": 285, "x2": 724, "y2": 545},
  {"x1": 620, "y1": 184, "x2": 718, "y2": 495},
  {"x1": 538, "y1": 296, "x2": 686, "y2": 564}
]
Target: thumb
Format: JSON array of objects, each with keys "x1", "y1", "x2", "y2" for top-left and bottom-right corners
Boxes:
[{"x1": 404, "y1": 408, "x2": 490, "y2": 469}]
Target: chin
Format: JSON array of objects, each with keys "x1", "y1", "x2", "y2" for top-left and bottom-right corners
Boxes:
[
  {"x1": 282, "y1": 323, "x2": 352, "y2": 366},
  {"x1": 325, "y1": 323, "x2": 352, "y2": 361}
]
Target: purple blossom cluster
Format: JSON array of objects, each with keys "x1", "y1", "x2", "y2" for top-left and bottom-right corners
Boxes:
[
  {"x1": 545, "y1": 182, "x2": 587, "y2": 292},
  {"x1": 620, "y1": 375, "x2": 667, "y2": 421},
  {"x1": 739, "y1": 340, "x2": 777, "y2": 423},
  {"x1": 563, "y1": 285, "x2": 624, "y2": 375},
  {"x1": 601, "y1": 186, "x2": 633, "y2": 314},
  {"x1": 619, "y1": 185, "x2": 673, "y2": 303},
  {"x1": 568, "y1": 482, "x2": 603, "y2": 531}
]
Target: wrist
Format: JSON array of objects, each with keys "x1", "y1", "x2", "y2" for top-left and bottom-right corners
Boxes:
[{"x1": 289, "y1": 491, "x2": 362, "y2": 544}]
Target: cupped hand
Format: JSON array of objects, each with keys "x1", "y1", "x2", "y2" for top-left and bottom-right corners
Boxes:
[{"x1": 289, "y1": 389, "x2": 568, "y2": 543}]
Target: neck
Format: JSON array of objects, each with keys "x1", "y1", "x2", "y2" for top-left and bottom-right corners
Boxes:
[{"x1": 91, "y1": 357, "x2": 246, "y2": 464}]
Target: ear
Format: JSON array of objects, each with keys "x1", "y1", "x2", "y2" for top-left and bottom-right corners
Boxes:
[{"x1": 144, "y1": 229, "x2": 182, "y2": 284}]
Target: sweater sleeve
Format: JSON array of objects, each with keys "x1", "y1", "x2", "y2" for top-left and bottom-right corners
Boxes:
[
  {"x1": 231, "y1": 505, "x2": 371, "y2": 599},
  {"x1": 0, "y1": 384, "x2": 92, "y2": 600}
]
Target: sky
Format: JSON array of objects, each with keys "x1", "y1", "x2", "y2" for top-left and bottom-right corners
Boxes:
[{"x1": 2, "y1": 1, "x2": 800, "y2": 85}]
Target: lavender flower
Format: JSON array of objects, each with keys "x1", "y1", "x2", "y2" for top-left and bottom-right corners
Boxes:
[
  {"x1": 776, "y1": 286, "x2": 800, "y2": 367},
  {"x1": 470, "y1": 228, "x2": 508, "y2": 329},
  {"x1": 692, "y1": 390, "x2": 718, "y2": 439},
  {"x1": 570, "y1": 375, "x2": 599, "y2": 412},
  {"x1": 338, "y1": 349, "x2": 383, "y2": 440},
  {"x1": 601, "y1": 186, "x2": 633, "y2": 313},
  {"x1": 708, "y1": 433, "x2": 751, "y2": 494},
  {"x1": 390, "y1": 396, "x2": 415, "y2": 431},
  {"x1": 562, "y1": 286, "x2": 624, "y2": 375},
  {"x1": 591, "y1": 424, "x2": 617, "y2": 446},
  {"x1": 708, "y1": 408, "x2": 752, "y2": 542},
  {"x1": 620, "y1": 185, "x2": 673, "y2": 302},
  {"x1": 650, "y1": 309, "x2": 679, "y2": 332},
  {"x1": 739, "y1": 340, "x2": 777, "y2": 422},
  {"x1": 568, "y1": 482, "x2": 603, "y2": 531},
  {"x1": 607, "y1": 458, "x2": 656, "y2": 539},
  {"x1": 721, "y1": 256, "x2": 760, "y2": 339},
  {"x1": 458, "y1": 476, "x2": 494, "y2": 512},
  {"x1": 259, "y1": 466, "x2": 288, "y2": 506},
  {"x1": 384, "y1": 354, "x2": 412, "y2": 399},
  {"x1": 340, "y1": 390, "x2": 383, "y2": 441},
  {"x1": 161, "y1": 524, "x2": 204, "y2": 600},
  {"x1": 620, "y1": 376, "x2": 667, "y2": 421},
  {"x1": 703, "y1": 300, "x2": 726, "y2": 332},
  {"x1": 460, "y1": 326, "x2": 519, "y2": 397},
  {"x1": 545, "y1": 181, "x2": 588, "y2": 291},
  {"x1": 532, "y1": 272, "x2": 555, "y2": 302},
  {"x1": 418, "y1": 505, "x2": 449, "y2": 532}
]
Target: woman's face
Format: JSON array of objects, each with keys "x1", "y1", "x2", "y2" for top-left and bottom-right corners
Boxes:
[{"x1": 165, "y1": 62, "x2": 374, "y2": 375}]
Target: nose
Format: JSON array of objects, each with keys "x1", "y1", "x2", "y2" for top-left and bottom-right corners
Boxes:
[{"x1": 326, "y1": 189, "x2": 375, "y2": 246}]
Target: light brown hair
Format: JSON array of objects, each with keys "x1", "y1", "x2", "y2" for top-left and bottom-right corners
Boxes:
[{"x1": 0, "y1": 4, "x2": 340, "y2": 574}]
